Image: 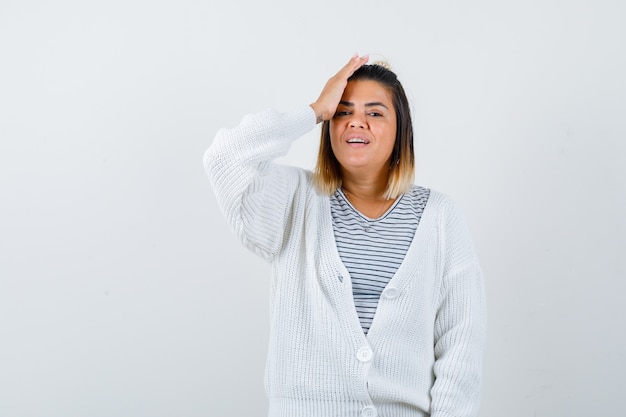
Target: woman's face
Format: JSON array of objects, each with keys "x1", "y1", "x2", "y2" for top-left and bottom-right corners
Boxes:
[{"x1": 329, "y1": 79, "x2": 397, "y2": 176}]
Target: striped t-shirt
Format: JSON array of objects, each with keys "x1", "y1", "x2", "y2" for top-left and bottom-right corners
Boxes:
[{"x1": 330, "y1": 185, "x2": 430, "y2": 334}]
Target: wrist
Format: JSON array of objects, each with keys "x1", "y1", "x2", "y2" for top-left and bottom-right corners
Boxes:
[{"x1": 309, "y1": 103, "x2": 325, "y2": 124}]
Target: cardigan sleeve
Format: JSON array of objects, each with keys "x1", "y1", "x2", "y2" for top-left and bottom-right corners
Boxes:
[
  {"x1": 430, "y1": 200, "x2": 487, "y2": 417},
  {"x1": 203, "y1": 106, "x2": 317, "y2": 261}
]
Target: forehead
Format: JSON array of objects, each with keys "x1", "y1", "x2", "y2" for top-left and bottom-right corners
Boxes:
[{"x1": 341, "y1": 79, "x2": 393, "y2": 105}]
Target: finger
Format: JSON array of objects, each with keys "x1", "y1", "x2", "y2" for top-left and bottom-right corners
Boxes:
[
  {"x1": 310, "y1": 55, "x2": 370, "y2": 122},
  {"x1": 338, "y1": 54, "x2": 369, "y2": 78},
  {"x1": 348, "y1": 54, "x2": 369, "y2": 67}
]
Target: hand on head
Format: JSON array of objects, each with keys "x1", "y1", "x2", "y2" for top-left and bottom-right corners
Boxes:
[{"x1": 310, "y1": 54, "x2": 369, "y2": 123}]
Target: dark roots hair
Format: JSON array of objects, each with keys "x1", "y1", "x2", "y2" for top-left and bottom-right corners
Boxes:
[{"x1": 313, "y1": 63, "x2": 415, "y2": 199}]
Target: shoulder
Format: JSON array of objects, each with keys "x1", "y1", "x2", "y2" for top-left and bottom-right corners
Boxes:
[
  {"x1": 415, "y1": 186, "x2": 457, "y2": 209},
  {"x1": 410, "y1": 186, "x2": 470, "y2": 227},
  {"x1": 415, "y1": 188, "x2": 481, "y2": 273},
  {"x1": 407, "y1": 185, "x2": 453, "y2": 210}
]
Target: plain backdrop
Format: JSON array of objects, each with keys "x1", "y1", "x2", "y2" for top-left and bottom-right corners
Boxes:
[{"x1": 1, "y1": 1, "x2": 625, "y2": 416}]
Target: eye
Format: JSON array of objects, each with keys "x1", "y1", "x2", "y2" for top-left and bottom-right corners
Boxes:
[
  {"x1": 334, "y1": 110, "x2": 351, "y2": 118},
  {"x1": 368, "y1": 111, "x2": 383, "y2": 117}
]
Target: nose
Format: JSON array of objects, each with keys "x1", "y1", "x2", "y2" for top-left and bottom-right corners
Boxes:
[{"x1": 349, "y1": 114, "x2": 366, "y2": 129}]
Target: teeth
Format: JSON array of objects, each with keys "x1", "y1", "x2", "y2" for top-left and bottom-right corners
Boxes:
[{"x1": 348, "y1": 138, "x2": 367, "y2": 143}]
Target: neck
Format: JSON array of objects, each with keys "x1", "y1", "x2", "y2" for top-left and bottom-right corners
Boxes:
[
  {"x1": 341, "y1": 170, "x2": 389, "y2": 201},
  {"x1": 340, "y1": 169, "x2": 396, "y2": 219}
]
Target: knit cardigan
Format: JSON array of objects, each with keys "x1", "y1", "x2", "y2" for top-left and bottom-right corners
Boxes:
[{"x1": 204, "y1": 105, "x2": 487, "y2": 417}]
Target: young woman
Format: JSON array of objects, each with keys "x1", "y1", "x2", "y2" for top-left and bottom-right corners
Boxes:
[{"x1": 204, "y1": 55, "x2": 486, "y2": 417}]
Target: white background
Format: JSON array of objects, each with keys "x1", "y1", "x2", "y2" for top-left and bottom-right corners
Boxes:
[{"x1": 1, "y1": 1, "x2": 625, "y2": 416}]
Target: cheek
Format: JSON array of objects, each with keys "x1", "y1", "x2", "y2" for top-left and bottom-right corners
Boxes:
[{"x1": 374, "y1": 124, "x2": 396, "y2": 143}]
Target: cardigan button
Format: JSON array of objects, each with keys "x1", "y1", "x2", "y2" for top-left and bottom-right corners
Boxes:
[
  {"x1": 356, "y1": 346, "x2": 373, "y2": 362},
  {"x1": 361, "y1": 405, "x2": 377, "y2": 417},
  {"x1": 382, "y1": 286, "x2": 400, "y2": 299}
]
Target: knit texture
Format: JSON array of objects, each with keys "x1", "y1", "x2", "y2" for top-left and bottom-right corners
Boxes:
[
  {"x1": 204, "y1": 105, "x2": 487, "y2": 417},
  {"x1": 330, "y1": 186, "x2": 430, "y2": 334}
]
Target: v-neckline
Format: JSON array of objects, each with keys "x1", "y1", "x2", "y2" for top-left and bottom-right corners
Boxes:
[
  {"x1": 337, "y1": 188, "x2": 402, "y2": 221},
  {"x1": 321, "y1": 188, "x2": 439, "y2": 339}
]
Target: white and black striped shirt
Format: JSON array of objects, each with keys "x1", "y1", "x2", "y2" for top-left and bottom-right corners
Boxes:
[{"x1": 330, "y1": 185, "x2": 430, "y2": 334}]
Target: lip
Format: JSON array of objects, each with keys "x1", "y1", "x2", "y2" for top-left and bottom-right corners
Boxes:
[{"x1": 344, "y1": 135, "x2": 371, "y2": 145}]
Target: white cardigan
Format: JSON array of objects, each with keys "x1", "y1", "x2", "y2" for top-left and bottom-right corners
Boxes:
[{"x1": 204, "y1": 105, "x2": 487, "y2": 417}]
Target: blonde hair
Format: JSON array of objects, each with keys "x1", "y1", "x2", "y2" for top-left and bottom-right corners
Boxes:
[{"x1": 313, "y1": 64, "x2": 415, "y2": 199}]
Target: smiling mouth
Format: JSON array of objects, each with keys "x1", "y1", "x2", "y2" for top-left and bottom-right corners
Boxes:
[{"x1": 347, "y1": 137, "x2": 370, "y2": 144}]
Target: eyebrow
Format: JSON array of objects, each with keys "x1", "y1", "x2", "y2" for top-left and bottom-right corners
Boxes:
[{"x1": 339, "y1": 100, "x2": 389, "y2": 109}]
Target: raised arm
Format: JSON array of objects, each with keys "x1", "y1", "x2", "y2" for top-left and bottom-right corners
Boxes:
[
  {"x1": 204, "y1": 55, "x2": 369, "y2": 260},
  {"x1": 203, "y1": 107, "x2": 316, "y2": 260}
]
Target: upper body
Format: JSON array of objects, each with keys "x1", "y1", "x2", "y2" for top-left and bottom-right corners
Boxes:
[{"x1": 204, "y1": 56, "x2": 487, "y2": 417}]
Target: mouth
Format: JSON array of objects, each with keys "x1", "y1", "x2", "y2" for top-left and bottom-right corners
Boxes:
[{"x1": 346, "y1": 136, "x2": 370, "y2": 145}]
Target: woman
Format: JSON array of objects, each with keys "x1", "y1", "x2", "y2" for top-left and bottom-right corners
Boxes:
[{"x1": 204, "y1": 55, "x2": 486, "y2": 417}]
